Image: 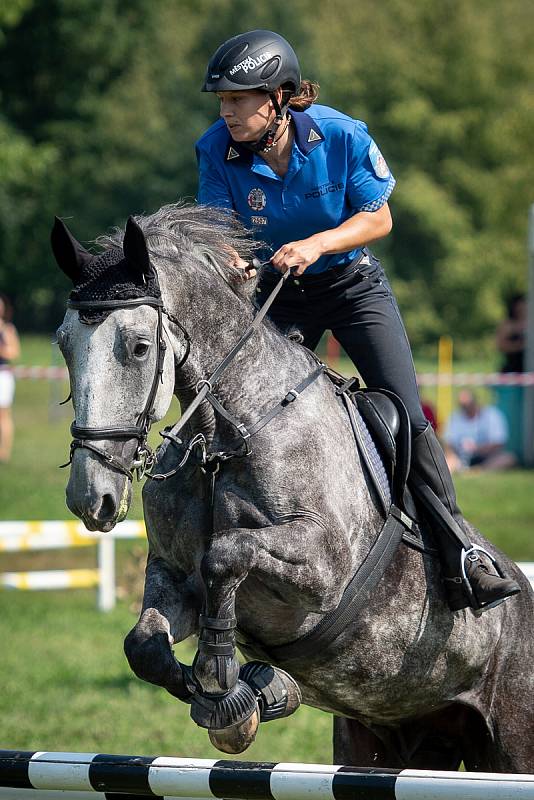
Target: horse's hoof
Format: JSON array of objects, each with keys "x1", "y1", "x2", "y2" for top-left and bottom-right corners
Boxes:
[
  {"x1": 240, "y1": 661, "x2": 301, "y2": 721},
  {"x1": 208, "y1": 706, "x2": 260, "y2": 754}
]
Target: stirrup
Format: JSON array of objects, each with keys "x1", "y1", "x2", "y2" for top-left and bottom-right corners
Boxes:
[{"x1": 460, "y1": 545, "x2": 509, "y2": 613}]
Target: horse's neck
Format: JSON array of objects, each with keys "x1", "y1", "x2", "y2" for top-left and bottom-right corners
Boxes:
[{"x1": 165, "y1": 277, "x2": 310, "y2": 435}]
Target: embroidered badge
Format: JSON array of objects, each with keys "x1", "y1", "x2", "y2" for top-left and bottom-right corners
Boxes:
[
  {"x1": 369, "y1": 141, "x2": 390, "y2": 179},
  {"x1": 251, "y1": 215, "x2": 268, "y2": 225},
  {"x1": 247, "y1": 188, "x2": 267, "y2": 211},
  {"x1": 307, "y1": 128, "x2": 322, "y2": 143},
  {"x1": 227, "y1": 146, "x2": 240, "y2": 160}
]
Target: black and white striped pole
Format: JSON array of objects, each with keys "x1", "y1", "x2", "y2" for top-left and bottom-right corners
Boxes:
[{"x1": 1, "y1": 751, "x2": 534, "y2": 800}]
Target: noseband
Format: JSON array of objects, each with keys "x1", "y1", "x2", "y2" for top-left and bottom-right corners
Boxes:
[{"x1": 64, "y1": 295, "x2": 190, "y2": 481}]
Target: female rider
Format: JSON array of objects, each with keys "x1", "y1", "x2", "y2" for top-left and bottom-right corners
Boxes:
[{"x1": 195, "y1": 30, "x2": 520, "y2": 612}]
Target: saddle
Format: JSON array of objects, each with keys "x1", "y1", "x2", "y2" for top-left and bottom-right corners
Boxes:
[{"x1": 326, "y1": 370, "x2": 413, "y2": 518}]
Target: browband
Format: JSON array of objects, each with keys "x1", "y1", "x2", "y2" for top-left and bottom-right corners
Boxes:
[{"x1": 67, "y1": 296, "x2": 164, "y2": 310}]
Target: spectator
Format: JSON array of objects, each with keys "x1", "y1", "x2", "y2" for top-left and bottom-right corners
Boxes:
[
  {"x1": 494, "y1": 293, "x2": 527, "y2": 462},
  {"x1": 0, "y1": 294, "x2": 20, "y2": 463},
  {"x1": 496, "y1": 293, "x2": 527, "y2": 373},
  {"x1": 444, "y1": 389, "x2": 517, "y2": 473},
  {"x1": 421, "y1": 399, "x2": 438, "y2": 432}
]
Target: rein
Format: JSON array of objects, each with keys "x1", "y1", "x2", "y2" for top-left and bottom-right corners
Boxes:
[{"x1": 62, "y1": 267, "x2": 324, "y2": 482}]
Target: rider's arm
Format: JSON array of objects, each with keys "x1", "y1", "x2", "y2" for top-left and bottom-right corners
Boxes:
[
  {"x1": 270, "y1": 204, "x2": 391, "y2": 274},
  {"x1": 309, "y1": 203, "x2": 392, "y2": 255},
  {"x1": 271, "y1": 125, "x2": 395, "y2": 274}
]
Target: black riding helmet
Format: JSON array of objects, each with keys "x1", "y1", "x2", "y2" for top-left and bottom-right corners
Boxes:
[{"x1": 202, "y1": 30, "x2": 301, "y2": 152}]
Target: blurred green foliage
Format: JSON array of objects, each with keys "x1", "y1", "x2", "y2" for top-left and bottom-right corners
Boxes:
[{"x1": 1, "y1": 0, "x2": 533, "y2": 345}]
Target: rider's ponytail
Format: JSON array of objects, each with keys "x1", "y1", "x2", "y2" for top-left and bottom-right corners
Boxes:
[{"x1": 283, "y1": 79, "x2": 320, "y2": 111}]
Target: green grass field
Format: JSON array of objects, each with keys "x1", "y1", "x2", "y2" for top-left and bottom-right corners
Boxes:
[{"x1": 0, "y1": 336, "x2": 532, "y2": 760}]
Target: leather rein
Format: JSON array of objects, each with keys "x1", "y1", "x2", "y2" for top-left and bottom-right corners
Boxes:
[{"x1": 62, "y1": 267, "x2": 325, "y2": 483}]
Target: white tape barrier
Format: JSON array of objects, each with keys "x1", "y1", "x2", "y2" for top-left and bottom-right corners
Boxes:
[{"x1": 3, "y1": 363, "x2": 534, "y2": 386}]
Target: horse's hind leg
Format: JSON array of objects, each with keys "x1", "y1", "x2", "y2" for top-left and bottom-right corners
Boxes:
[
  {"x1": 334, "y1": 712, "x2": 466, "y2": 770},
  {"x1": 334, "y1": 717, "x2": 400, "y2": 767},
  {"x1": 124, "y1": 554, "x2": 201, "y2": 700},
  {"x1": 463, "y1": 686, "x2": 534, "y2": 773}
]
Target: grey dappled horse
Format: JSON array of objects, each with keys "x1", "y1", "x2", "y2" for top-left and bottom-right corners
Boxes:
[{"x1": 53, "y1": 204, "x2": 534, "y2": 771}]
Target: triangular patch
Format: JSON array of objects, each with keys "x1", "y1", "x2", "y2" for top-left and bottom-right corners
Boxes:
[
  {"x1": 307, "y1": 128, "x2": 322, "y2": 143},
  {"x1": 227, "y1": 147, "x2": 240, "y2": 160}
]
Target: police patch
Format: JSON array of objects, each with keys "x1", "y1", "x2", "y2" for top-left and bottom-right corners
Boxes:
[
  {"x1": 247, "y1": 188, "x2": 267, "y2": 211},
  {"x1": 369, "y1": 141, "x2": 390, "y2": 179}
]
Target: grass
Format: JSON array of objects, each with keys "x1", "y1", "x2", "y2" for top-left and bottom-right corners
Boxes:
[
  {"x1": 0, "y1": 335, "x2": 532, "y2": 759},
  {"x1": 0, "y1": 592, "x2": 330, "y2": 760}
]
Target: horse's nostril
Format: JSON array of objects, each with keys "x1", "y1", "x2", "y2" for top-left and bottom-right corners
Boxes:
[{"x1": 99, "y1": 493, "x2": 117, "y2": 521}]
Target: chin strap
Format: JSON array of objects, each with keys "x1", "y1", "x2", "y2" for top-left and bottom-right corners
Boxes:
[{"x1": 242, "y1": 93, "x2": 290, "y2": 154}]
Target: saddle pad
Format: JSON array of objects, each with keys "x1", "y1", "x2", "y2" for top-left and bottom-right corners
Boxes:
[{"x1": 347, "y1": 396, "x2": 391, "y2": 514}]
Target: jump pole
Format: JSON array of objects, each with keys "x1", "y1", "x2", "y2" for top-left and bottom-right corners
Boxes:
[{"x1": 1, "y1": 751, "x2": 534, "y2": 800}]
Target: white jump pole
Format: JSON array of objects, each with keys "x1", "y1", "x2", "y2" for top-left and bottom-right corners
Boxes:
[
  {"x1": 97, "y1": 535, "x2": 116, "y2": 612},
  {"x1": 1, "y1": 751, "x2": 534, "y2": 800}
]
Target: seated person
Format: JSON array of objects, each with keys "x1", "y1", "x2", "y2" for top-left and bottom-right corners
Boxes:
[{"x1": 444, "y1": 390, "x2": 517, "y2": 472}]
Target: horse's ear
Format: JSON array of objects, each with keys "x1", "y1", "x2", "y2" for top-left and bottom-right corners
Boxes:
[
  {"x1": 123, "y1": 216, "x2": 151, "y2": 280},
  {"x1": 51, "y1": 217, "x2": 93, "y2": 283}
]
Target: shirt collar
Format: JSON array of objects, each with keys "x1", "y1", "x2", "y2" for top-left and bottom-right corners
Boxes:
[
  {"x1": 223, "y1": 111, "x2": 325, "y2": 165},
  {"x1": 290, "y1": 110, "x2": 325, "y2": 154}
]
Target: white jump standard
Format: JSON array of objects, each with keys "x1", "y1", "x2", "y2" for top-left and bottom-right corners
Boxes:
[{"x1": 1, "y1": 751, "x2": 534, "y2": 800}]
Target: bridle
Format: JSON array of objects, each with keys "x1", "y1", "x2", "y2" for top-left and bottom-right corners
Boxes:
[
  {"x1": 62, "y1": 264, "x2": 325, "y2": 483},
  {"x1": 63, "y1": 295, "x2": 190, "y2": 481}
]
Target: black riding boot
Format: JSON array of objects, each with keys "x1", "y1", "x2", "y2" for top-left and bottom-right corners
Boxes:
[{"x1": 410, "y1": 424, "x2": 520, "y2": 612}]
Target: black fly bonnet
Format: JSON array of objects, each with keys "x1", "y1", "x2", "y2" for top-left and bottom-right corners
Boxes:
[{"x1": 69, "y1": 246, "x2": 162, "y2": 324}]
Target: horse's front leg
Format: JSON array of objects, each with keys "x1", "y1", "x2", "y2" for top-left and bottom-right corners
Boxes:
[
  {"x1": 191, "y1": 518, "x2": 343, "y2": 752},
  {"x1": 189, "y1": 533, "x2": 261, "y2": 752},
  {"x1": 124, "y1": 554, "x2": 202, "y2": 701}
]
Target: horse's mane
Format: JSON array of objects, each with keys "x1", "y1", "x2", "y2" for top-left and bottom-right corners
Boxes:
[{"x1": 95, "y1": 202, "x2": 261, "y2": 297}]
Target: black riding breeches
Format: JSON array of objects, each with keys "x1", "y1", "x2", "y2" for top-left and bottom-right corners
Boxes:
[{"x1": 255, "y1": 249, "x2": 429, "y2": 436}]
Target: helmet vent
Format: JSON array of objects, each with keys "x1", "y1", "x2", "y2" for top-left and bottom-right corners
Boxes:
[
  {"x1": 260, "y1": 57, "x2": 280, "y2": 80},
  {"x1": 219, "y1": 43, "x2": 249, "y2": 70}
]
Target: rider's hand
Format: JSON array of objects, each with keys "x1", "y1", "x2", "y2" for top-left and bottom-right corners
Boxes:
[
  {"x1": 225, "y1": 246, "x2": 256, "y2": 281},
  {"x1": 271, "y1": 234, "x2": 325, "y2": 276}
]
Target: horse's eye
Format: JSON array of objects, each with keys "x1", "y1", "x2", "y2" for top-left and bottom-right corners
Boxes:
[{"x1": 133, "y1": 341, "x2": 150, "y2": 358}]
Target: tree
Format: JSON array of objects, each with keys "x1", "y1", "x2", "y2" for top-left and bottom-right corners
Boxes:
[{"x1": 1, "y1": 0, "x2": 533, "y2": 348}]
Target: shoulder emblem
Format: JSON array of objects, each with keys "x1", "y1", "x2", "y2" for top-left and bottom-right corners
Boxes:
[{"x1": 369, "y1": 140, "x2": 390, "y2": 179}]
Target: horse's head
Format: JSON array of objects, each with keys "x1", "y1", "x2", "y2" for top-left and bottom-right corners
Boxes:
[{"x1": 52, "y1": 216, "x2": 177, "y2": 531}]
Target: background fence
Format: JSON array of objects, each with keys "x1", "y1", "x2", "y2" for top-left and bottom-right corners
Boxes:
[{"x1": 1, "y1": 521, "x2": 534, "y2": 612}]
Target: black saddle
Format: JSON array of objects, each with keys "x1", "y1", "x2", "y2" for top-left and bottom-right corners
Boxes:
[{"x1": 338, "y1": 384, "x2": 412, "y2": 519}]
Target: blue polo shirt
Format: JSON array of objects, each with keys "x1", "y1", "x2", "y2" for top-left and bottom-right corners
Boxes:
[{"x1": 195, "y1": 103, "x2": 395, "y2": 274}]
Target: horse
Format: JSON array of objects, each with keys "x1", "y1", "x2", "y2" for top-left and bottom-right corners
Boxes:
[{"x1": 52, "y1": 203, "x2": 534, "y2": 772}]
